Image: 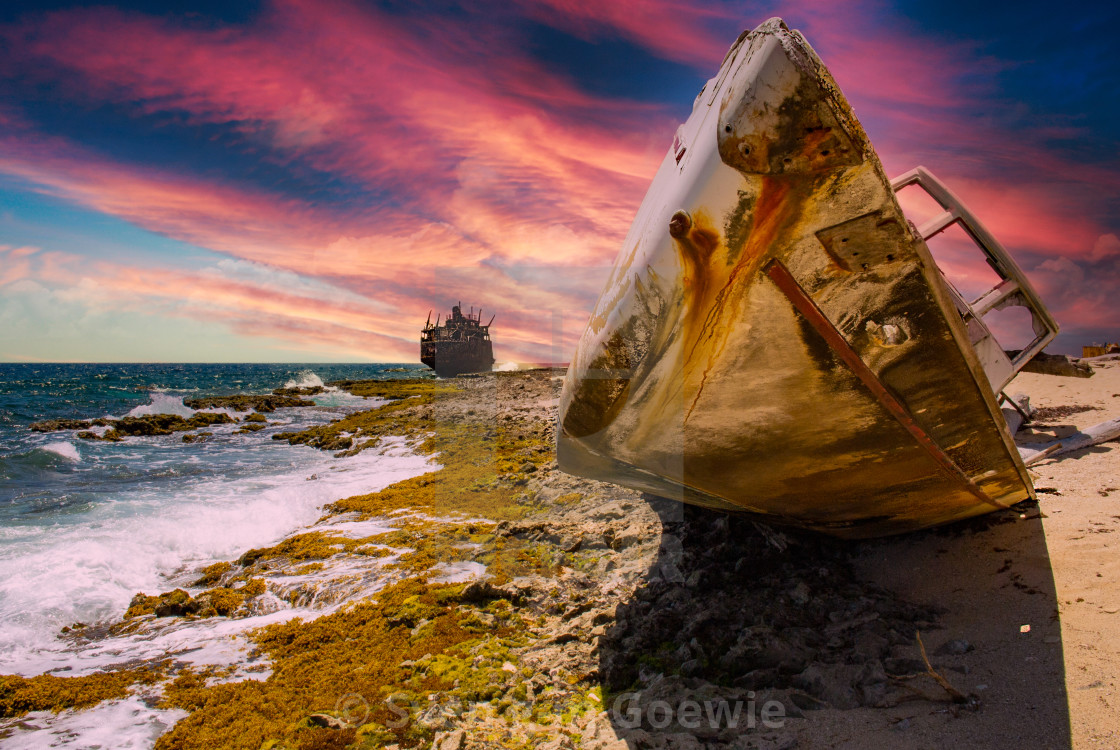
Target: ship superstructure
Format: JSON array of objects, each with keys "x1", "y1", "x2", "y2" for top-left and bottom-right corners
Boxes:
[{"x1": 420, "y1": 304, "x2": 495, "y2": 377}]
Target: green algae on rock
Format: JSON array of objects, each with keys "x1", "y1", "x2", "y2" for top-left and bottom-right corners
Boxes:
[
  {"x1": 153, "y1": 580, "x2": 540, "y2": 750},
  {"x1": 182, "y1": 394, "x2": 315, "y2": 412},
  {"x1": 272, "y1": 385, "x2": 326, "y2": 397},
  {"x1": 0, "y1": 668, "x2": 164, "y2": 718},
  {"x1": 238, "y1": 531, "x2": 393, "y2": 567},
  {"x1": 142, "y1": 374, "x2": 603, "y2": 749},
  {"x1": 273, "y1": 378, "x2": 458, "y2": 454},
  {"x1": 32, "y1": 412, "x2": 236, "y2": 441},
  {"x1": 124, "y1": 578, "x2": 272, "y2": 619}
]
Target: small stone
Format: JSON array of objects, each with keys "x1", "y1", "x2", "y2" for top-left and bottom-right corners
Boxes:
[
  {"x1": 664, "y1": 733, "x2": 703, "y2": 750},
  {"x1": 307, "y1": 713, "x2": 346, "y2": 730},
  {"x1": 502, "y1": 661, "x2": 517, "y2": 672},
  {"x1": 609, "y1": 523, "x2": 643, "y2": 550},
  {"x1": 934, "y1": 639, "x2": 973, "y2": 656},
  {"x1": 434, "y1": 729, "x2": 465, "y2": 750}
]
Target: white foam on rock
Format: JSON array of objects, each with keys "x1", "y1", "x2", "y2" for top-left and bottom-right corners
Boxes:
[
  {"x1": 0, "y1": 695, "x2": 187, "y2": 749},
  {"x1": 0, "y1": 442, "x2": 439, "y2": 678},
  {"x1": 428, "y1": 561, "x2": 487, "y2": 584},
  {"x1": 125, "y1": 393, "x2": 195, "y2": 418}
]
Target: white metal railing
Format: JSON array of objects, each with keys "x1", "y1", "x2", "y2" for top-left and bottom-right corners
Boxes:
[{"x1": 891, "y1": 167, "x2": 1059, "y2": 394}]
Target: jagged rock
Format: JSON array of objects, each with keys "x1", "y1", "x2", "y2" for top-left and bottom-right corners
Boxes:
[
  {"x1": 432, "y1": 727, "x2": 465, "y2": 749},
  {"x1": 590, "y1": 502, "x2": 627, "y2": 521},
  {"x1": 274, "y1": 386, "x2": 326, "y2": 396},
  {"x1": 187, "y1": 412, "x2": 237, "y2": 428},
  {"x1": 36, "y1": 412, "x2": 234, "y2": 440},
  {"x1": 272, "y1": 429, "x2": 353, "y2": 451},
  {"x1": 30, "y1": 418, "x2": 103, "y2": 432},
  {"x1": 123, "y1": 589, "x2": 201, "y2": 618},
  {"x1": 1008, "y1": 349, "x2": 1094, "y2": 378},
  {"x1": 792, "y1": 664, "x2": 862, "y2": 709},
  {"x1": 77, "y1": 430, "x2": 121, "y2": 442},
  {"x1": 184, "y1": 394, "x2": 314, "y2": 412},
  {"x1": 457, "y1": 580, "x2": 524, "y2": 604},
  {"x1": 608, "y1": 523, "x2": 644, "y2": 550}
]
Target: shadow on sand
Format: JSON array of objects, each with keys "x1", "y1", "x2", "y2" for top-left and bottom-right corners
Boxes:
[{"x1": 596, "y1": 495, "x2": 1071, "y2": 750}]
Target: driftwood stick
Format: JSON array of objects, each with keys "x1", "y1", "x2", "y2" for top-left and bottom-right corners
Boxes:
[
  {"x1": 1023, "y1": 443, "x2": 1061, "y2": 466},
  {"x1": 1019, "y1": 417, "x2": 1120, "y2": 464},
  {"x1": 916, "y1": 632, "x2": 968, "y2": 703}
]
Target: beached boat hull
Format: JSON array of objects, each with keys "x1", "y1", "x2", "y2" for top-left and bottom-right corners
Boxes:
[{"x1": 557, "y1": 19, "x2": 1046, "y2": 538}]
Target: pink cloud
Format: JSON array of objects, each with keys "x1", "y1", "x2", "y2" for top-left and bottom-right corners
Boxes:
[
  {"x1": 6, "y1": 0, "x2": 669, "y2": 230},
  {"x1": 0, "y1": 245, "x2": 39, "y2": 287},
  {"x1": 0, "y1": 0, "x2": 1115, "y2": 360}
]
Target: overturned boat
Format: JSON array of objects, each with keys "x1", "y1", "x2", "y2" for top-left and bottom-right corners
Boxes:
[{"x1": 557, "y1": 18, "x2": 1058, "y2": 538}]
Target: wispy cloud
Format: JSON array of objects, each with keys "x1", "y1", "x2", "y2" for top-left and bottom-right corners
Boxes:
[{"x1": 0, "y1": 0, "x2": 1115, "y2": 360}]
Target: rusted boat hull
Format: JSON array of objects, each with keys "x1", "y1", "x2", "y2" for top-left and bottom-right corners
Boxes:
[{"x1": 557, "y1": 19, "x2": 1049, "y2": 538}]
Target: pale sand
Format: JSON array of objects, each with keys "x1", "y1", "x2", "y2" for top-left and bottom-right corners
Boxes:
[
  {"x1": 792, "y1": 360, "x2": 1120, "y2": 749},
  {"x1": 1015, "y1": 360, "x2": 1120, "y2": 749}
]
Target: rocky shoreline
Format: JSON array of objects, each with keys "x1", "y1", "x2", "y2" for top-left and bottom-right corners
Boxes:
[{"x1": 6, "y1": 367, "x2": 1100, "y2": 749}]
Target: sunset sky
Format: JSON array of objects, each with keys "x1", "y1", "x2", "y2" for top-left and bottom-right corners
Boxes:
[{"x1": 1, "y1": 0, "x2": 1116, "y2": 362}]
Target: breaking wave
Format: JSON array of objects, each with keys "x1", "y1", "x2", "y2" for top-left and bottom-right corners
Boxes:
[{"x1": 283, "y1": 371, "x2": 325, "y2": 389}]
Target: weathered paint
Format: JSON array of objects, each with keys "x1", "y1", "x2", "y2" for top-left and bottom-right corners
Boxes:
[{"x1": 557, "y1": 18, "x2": 1040, "y2": 538}]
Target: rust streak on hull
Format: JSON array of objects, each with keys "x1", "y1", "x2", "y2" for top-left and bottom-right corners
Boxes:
[
  {"x1": 764, "y1": 259, "x2": 1008, "y2": 510},
  {"x1": 680, "y1": 177, "x2": 798, "y2": 421}
]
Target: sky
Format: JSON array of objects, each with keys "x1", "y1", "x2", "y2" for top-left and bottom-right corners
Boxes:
[{"x1": 0, "y1": 0, "x2": 1116, "y2": 363}]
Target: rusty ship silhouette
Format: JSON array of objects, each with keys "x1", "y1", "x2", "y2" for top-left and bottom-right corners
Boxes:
[{"x1": 421, "y1": 304, "x2": 495, "y2": 377}]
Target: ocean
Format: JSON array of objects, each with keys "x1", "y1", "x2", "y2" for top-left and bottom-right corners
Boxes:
[{"x1": 0, "y1": 363, "x2": 438, "y2": 747}]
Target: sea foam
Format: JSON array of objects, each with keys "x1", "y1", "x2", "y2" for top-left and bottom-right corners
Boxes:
[
  {"x1": 40, "y1": 442, "x2": 80, "y2": 462},
  {"x1": 125, "y1": 393, "x2": 195, "y2": 418},
  {"x1": 0, "y1": 437, "x2": 437, "y2": 678},
  {"x1": 284, "y1": 370, "x2": 325, "y2": 389},
  {"x1": 0, "y1": 695, "x2": 187, "y2": 749}
]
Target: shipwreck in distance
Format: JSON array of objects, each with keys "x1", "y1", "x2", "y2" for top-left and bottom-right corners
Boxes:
[
  {"x1": 557, "y1": 18, "x2": 1062, "y2": 538},
  {"x1": 420, "y1": 304, "x2": 496, "y2": 378}
]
